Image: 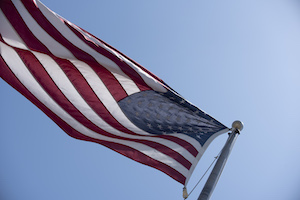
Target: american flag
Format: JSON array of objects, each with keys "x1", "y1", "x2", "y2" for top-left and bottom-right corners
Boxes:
[{"x1": 0, "y1": 0, "x2": 229, "y2": 185}]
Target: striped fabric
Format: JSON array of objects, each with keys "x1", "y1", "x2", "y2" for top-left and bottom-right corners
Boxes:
[{"x1": 0, "y1": 0, "x2": 229, "y2": 185}]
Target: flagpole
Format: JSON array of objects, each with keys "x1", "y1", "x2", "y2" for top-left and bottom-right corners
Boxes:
[{"x1": 197, "y1": 120, "x2": 243, "y2": 200}]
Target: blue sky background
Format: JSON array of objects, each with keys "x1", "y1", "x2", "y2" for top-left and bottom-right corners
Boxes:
[{"x1": 1, "y1": 0, "x2": 300, "y2": 199}]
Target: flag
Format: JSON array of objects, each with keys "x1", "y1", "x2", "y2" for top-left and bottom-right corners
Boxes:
[{"x1": 0, "y1": 0, "x2": 229, "y2": 185}]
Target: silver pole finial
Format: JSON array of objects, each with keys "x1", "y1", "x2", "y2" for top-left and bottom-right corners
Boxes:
[{"x1": 232, "y1": 120, "x2": 243, "y2": 132}]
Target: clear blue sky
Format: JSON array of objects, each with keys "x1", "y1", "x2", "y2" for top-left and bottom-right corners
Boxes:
[{"x1": 1, "y1": 0, "x2": 300, "y2": 200}]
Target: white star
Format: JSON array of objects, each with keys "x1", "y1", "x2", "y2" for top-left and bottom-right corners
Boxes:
[
  {"x1": 127, "y1": 99, "x2": 132, "y2": 104},
  {"x1": 168, "y1": 106, "x2": 174, "y2": 111}
]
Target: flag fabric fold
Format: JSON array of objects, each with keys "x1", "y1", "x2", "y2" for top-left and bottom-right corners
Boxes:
[{"x1": 0, "y1": 0, "x2": 229, "y2": 185}]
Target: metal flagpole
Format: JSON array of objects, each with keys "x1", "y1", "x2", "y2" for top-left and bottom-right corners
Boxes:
[{"x1": 197, "y1": 120, "x2": 243, "y2": 200}]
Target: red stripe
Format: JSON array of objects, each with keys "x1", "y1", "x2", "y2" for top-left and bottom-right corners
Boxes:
[
  {"x1": 1, "y1": 0, "x2": 50, "y2": 54},
  {"x1": 20, "y1": 0, "x2": 130, "y2": 101},
  {"x1": 98, "y1": 141, "x2": 186, "y2": 185},
  {"x1": 159, "y1": 135, "x2": 198, "y2": 157},
  {"x1": 78, "y1": 26, "x2": 166, "y2": 87},
  {"x1": 0, "y1": 57, "x2": 186, "y2": 184},
  {"x1": 3, "y1": 0, "x2": 127, "y2": 102},
  {"x1": 15, "y1": 47, "x2": 192, "y2": 170},
  {"x1": 65, "y1": 22, "x2": 151, "y2": 92},
  {"x1": 83, "y1": 60, "x2": 127, "y2": 102}
]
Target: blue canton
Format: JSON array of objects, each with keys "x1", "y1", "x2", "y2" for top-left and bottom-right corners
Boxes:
[{"x1": 118, "y1": 90, "x2": 227, "y2": 146}]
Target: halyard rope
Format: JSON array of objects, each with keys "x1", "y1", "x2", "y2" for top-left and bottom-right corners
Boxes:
[{"x1": 184, "y1": 150, "x2": 222, "y2": 199}]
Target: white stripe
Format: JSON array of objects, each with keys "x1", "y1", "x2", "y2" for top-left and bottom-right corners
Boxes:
[
  {"x1": 110, "y1": 72, "x2": 139, "y2": 96},
  {"x1": 33, "y1": 53, "x2": 197, "y2": 164},
  {"x1": 0, "y1": 11, "x2": 28, "y2": 50},
  {"x1": 112, "y1": 52, "x2": 168, "y2": 92},
  {"x1": 35, "y1": 0, "x2": 141, "y2": 96},
  {"x1": 11, "y1": 0, "x2": 76, "y2": 59},
  {"x1": 0, "y1": 41, "x2": 190, "y2": 178},
  {"x1": 68, "y1": 22, "x2": 167, "y2": 93},
  {"x1": 172, "y1": 133, "x2": 202, "y2": 151}
]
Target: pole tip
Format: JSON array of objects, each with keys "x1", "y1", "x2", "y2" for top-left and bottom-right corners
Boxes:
[{"x1": 232, "y1": 120, "x2": 244, "y2": 132}]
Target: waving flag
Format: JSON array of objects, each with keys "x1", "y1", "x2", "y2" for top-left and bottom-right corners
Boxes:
[{"x1": 0, "y1": 0, "x2": 229, "y2": 185}]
